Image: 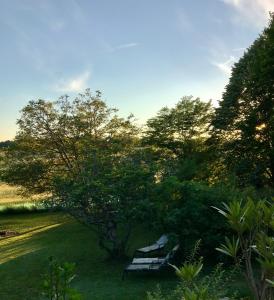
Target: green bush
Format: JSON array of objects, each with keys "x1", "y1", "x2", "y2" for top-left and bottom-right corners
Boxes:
[
  {"x1": 152, "y1": 177, "x2": 240, "y2": 258},
  {"x1": 0, "y1": 205, "x2": 47, "y2": 215}
]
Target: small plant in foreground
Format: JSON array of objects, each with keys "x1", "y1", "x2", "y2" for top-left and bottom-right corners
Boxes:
[
  {"x1": 42, "y1": 257, "x2": 82, "y2": 300},
  {"x1": 147, "y1": 241, "x2": 235, "y2": 300}
]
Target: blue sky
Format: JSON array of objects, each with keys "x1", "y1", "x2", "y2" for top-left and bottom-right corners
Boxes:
[{"x1": 0, "y1": 0, "x2": 273, "y2": 140}]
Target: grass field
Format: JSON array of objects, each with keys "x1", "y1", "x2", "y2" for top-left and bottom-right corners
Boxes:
[{"x1": 0, "y1": 212, "x2": 177, "y2": 300}]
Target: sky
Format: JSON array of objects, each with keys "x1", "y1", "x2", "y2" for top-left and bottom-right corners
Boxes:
[{"x1": 0, "y1": 0, "x2": 273, "y2": 141}]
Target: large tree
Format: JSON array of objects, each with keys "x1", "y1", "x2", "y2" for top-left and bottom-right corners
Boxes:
[
  {"x1": 1, "y1": 89, "x2": 154, "y2": 257},
  {"x1": 212, "y1": 14, "x2": 274, "y2": 187}
]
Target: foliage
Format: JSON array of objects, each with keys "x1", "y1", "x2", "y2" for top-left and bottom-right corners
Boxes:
[
  {"x1": 0, "y1": 205, "x2": 49, "y2": 215},
  {"x1": 0, "y1": 141, "x2": 13, "y2": 149},
  {"x1": 1, "y1": 89, "x2": 138, "y2": 193},
  {"x1": 144, "y1": 96, "x2": 213, "y2": 155},
  {"x1": 143, "y1": 97, "x2": 214, "y2": 182},
  {"x1": 53, "y1": 146, "x2": 156, "y2": 257},
  {"x1": 212, "y1": 14, "x2": 274, "y2": 187},
  {"x1": 147, "y1": 241, "x2": 235, "y2": 300},
  {"x1": 214, "y1": 197, "x2": 274, "y2": 300},
  {"x1": 141, "y1": 96, "x2": 234, "y2": 260},
  {"x1": 0, "y1": 89, "x2": 154, "y2": 257},
  {"x1": 152, "y1": 178, "x2": 235, "y2": 258},
  {"x1": 147, "y1": 285, "x2": 166, "y2": 300},
  {"x1": 42, "y1": 257, "x2": 82, "y2": 300}
]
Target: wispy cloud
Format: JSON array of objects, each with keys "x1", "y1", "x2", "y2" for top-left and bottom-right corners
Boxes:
[
  {"x1": 207, "y1": 36, "x2": 239, "y2": 76},
  {"x1": 212, "y1": 56, "x2": 236, "y2": 75},
  {"x1": 116, "y1": 42, "x2": 139, "y2": 50},
  {"x1": 232, "y1": 47, "x2": 246, "y2": 52},
  {"x1": 222, "y1": 0, "x2": 274, "y2": 27},
  {"x1": 50, "y1": 20, "x2": 66, "y2": 32},
  {"x1": 176, "y1": 9, "x2": 193, "y2": 32},
  {"x1": 108, "y1": 42, "x2": 139, "y2": 52},
  {"x1": 55, "y1": 71, "x2": 90, "y2": 93}
]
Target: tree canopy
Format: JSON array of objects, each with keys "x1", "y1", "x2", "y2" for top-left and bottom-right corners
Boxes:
[
  {"x1": 144, "y1": 96, "x2": 214, "y2": 156},
  {"x1": 143, "y1": 96, "x2": 214, "y2": 181}
]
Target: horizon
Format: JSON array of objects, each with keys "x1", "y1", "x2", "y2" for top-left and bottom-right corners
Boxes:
[{"x1": 0, "y1": 0, "x2": 273, "y2": 141}]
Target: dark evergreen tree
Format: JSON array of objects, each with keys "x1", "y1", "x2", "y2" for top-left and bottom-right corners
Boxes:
[{"x1": 213, "y1": 14, "x2": 274, "y2": 187}]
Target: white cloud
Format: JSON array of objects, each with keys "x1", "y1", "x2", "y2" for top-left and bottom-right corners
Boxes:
[
  {"x1": 223, "y1": 0, "x2": 241, "y2": 5},
  {"x1": 212, "y1": 56, "x2": 237, "y2": 75},
  {"x1": 55, "y1": 71, "x2": 90, "y2": 93},
  {"x1": 222, "y1": 0, "x2": 274, "y2": 27},
  {"x1": 207, "y1": 37, "x2": 239, "y2": 76}
]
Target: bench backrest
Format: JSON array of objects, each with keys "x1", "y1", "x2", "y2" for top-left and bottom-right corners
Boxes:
[{"x1": 156, "y1": 234, "x2": 168, "y2": 246}]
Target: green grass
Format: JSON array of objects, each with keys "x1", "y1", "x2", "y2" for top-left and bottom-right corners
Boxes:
[
  {"x1": 0, "y1": 185, "x2": 251, "y2": 300},
  {"x1": 0, "y1": 212, "x2": 177, "y2": 300}
]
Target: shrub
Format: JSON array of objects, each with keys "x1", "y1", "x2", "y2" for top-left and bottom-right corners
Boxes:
[
  {"x1": 147, "y1": 241, "x2": 236, "y2": 300},
  {"x1": 214, "y1": 198, "x2": 274, "y2": 300},
  {"x1": 42, "y1": 257, "x2": 83, "y2": 300},
  {"x1": 152, "y1": 178, "x2": 238, "y2": 258},
  {"x1": 0, "y1": 204, "x2": 47, "y2": 215}
]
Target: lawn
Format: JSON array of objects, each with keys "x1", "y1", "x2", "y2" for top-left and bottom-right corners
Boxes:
[
  {"x1": 0, "y1": 212, "x2": 177, "y2": 300},
  {"x1": 0, "y1": 185, "x2": 250, "y2": 300}
]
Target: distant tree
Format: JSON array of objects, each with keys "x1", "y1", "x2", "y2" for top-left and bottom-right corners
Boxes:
[
  {"x1": 0, "y1": 141, "x2": 14, "y2": 149},
  {"x1": 212, "y1": 14, "x2": 274, "y2": 187},
  {"x1": 143, "y1": 96, "x2": 214, "y2": 181},
  {"x1": 0, "y1": 89, "x2": 154, "y2": 257},
  {"x1": 145, "y1": 96, "x2": 213, "y2": 155}
]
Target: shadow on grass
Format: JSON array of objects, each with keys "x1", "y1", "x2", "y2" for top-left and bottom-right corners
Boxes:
[
  {"x1": 0, "y1": 223, "x2": 62, "y2": 264},
  {"x1": 0, "y1": 214, "x2": 177, "y2": 300}
]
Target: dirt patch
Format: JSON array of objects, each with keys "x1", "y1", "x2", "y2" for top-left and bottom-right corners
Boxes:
[{"x1": 0, "y1": 230, "x2": 19, "y2": 238}]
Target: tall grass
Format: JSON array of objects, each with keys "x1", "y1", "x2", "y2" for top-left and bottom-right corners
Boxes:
[
  {"x1": 0, "y1": 183, "x2": 55, "y2": 215},
  {"x1": 0, "y1": 183, "x2": 27, "y2": 206}
]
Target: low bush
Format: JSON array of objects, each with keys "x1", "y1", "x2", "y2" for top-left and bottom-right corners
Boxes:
[
  {"x1": 215, "y1": 198, "x2": 274, "y2": 300},
  {"x1": 147, "y1": 241, "x2": 236, "y2": 300},
  {"x1": 42, "y1": 257, "x2": 83, "y2": 300},
  {"x1": 0, "y1": 202, "x2": 62, "y2": 215},
  {"x1": 152, "y1": 177, "x2": 241, "y2": 259}
]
